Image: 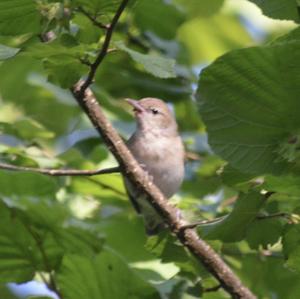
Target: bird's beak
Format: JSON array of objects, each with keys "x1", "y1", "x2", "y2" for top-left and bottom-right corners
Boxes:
[{"x1": 125, "y1": 98, "x2": 145, "y2": 113}]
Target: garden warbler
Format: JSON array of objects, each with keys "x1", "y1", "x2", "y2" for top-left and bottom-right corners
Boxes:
[{"x1": 124, "y1": 98, "x2": 185, "y2": 235}]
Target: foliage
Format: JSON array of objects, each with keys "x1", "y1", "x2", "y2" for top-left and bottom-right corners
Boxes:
[{"x1": 0, "y1": 0, "x2": 299, "y2": 298}]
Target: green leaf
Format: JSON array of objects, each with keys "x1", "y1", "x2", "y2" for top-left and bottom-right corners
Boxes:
[
  {"x1": 201, "y1": 191, "x2": 265, "y2": 242},
  {"x1": 282, "y1": 224, "x2": 300, "y2": 257},
  {"x1": 221, "y1": 165, "x2": 256, "y2": 188},
  {"x1": 146, "y1": 233, "x2": 204, "y2": 279},
  {"x1": 133, "y1": 0, "x2": 185, "y2": 39},
  {"x1": 55, "y1": 222, "x2": 104, "y2": 258},
  {"x1": 239, "y1": 254, "x2": 300, "y2": 298},
  {"x1": 174, "y1": 0, "x2": 225, "y2": 17},
  {"x1": 0, "y1": 171, "x2": 58, "y2": 197},
  {"x1": 263, "y1": 175, "x2": 300, "y2": 196},
  {"x1": 0, "y1": 205, "x2": 38, "y2": 283},
  {"x1": 72, "y1": 0, "x2": 123, "y2": 14},
  {"x1": 116, "y1": 41, "x2": 176, "y2": 78},
  {"x1": 58, "y1": 249, "x2": 160, "y2": 299},
  {"x1": 25, "y1": 41, "x2": 89, "y2": 88},
  {"x1": 0, "y1": 119, "x2": 54, "y2": 141},
  {"x1": 248, "y1": 0, "x2": 300, "y2": 23},
  {"x1": 246, "y1": 218, "x2": 283, "y2": 249},
  {"x1": 197, "y1": 39, "x2": 300, "y2": 174},
  {"x1": 0, "y1": 44, "x2": 20, "y2": 61},
  {"x1": 44, "y1": 55, "x2": 88, "y2": 88},
  {"x1": 285, "y1": 246, "x2": 300, "y2": 272},
  {"x1": 0, "y1": 0, "x2": 40, "y2": 35}
]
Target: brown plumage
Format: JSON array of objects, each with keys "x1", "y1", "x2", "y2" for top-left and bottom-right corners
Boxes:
[{"x1": 124, "y1": 97, "x2": 185, "y2": 235}]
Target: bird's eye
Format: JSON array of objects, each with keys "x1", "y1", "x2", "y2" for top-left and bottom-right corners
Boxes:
[{"x1": 151, "y1": 108, "x2": 159, "y2": 115}]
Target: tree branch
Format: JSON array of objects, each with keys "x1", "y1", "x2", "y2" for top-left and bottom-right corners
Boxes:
[
  {"x1": 0, "y1": 162, "x2": 120, "y2": 177},
  {"x1": 68, "y1": 0, "x2": 256, "y2": 297},
  {"x1": 78, "y1": 0, "x2": 129, "y2": 95},
  {"x1": 71, "y1": 85, "x2": 256, "y2": 298},
  {"x1": 78, "y1": 7, "x2": 109, "y2": 30}
]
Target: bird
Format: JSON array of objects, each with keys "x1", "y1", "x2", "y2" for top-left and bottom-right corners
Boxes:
[{"x1": 124, "y1": 97, "x2": 185, "y2": 235}]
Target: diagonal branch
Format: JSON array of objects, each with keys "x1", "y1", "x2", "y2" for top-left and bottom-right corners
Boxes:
[
  {"x1": 78, "y1": 0, "x2": 129, "y2": 95},
  {"x1": 69, "y1": 0, "x2": 256, "y2": 298},
  {"x1": 0, "y1": 162, "x2": 120, "y2": 177},
  {"x1": 71, "y1": 84, "x2": 256, "y2": 299}
]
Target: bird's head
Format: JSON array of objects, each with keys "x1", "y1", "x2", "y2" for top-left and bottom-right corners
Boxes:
[{"x1": 126, "y1": 97, "x2": 178, "y2": 135}]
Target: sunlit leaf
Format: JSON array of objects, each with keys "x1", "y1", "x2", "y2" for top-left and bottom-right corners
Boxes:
[
  {"x1": 0, "y1": 171, "x2": 58, "y2": 197},
  {"x1": 58, "y1": 249, "x2": 160, "y2": 299},
  {"x1": 116, "y1": 41, "x2": 176, "y2": 78},
  {"x1": 248, "y1": 0, "x2": 300, "y2": 23},
  {"x1": 197, "y1": 38, "x2": 300, "y2": 174}
]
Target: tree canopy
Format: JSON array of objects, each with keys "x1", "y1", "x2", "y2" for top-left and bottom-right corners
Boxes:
[{"x1": 0, "y1": 0, "x2": 299, "y2": 298}]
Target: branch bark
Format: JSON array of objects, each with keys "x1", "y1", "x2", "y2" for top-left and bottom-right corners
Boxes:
[
  {"x1": 69, "y1": 0, "x2": 256, "y2": 298},
  {"x1": 72, "y1": 84, "x2": 255, "y2": 298}
]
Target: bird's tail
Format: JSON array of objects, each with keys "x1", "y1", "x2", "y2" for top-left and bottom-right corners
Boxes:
[
  {"x1": 143, "y1": 212, "x2": 166, "y2": 235},
  {"x1": 124, "y1": 178, "x2": 166, "y2": 235}
]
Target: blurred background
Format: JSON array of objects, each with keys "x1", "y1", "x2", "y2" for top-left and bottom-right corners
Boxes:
[{"x1": 0, "y1": 0, "x2": 297, "y2": 298}]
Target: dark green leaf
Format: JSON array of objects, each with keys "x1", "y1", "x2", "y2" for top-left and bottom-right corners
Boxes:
[
  {"x1": 0, "y1": 0, "x2": 40, "y2": 35},
  {"x1": 201, "y1": 191, "x2": 265, "y2": 242},
  {"x1": 282, "y1": 224, "x2": 300, "y2": 257},
  {"x1": 248, "y1": 0, "x2": 300, "y2": 23},
  {"x1": 44, "y1": 55, "x2": 88, "y2": 88},
  {"x1": 133, "y1": 0, "x2": 185, "y2": 39},
  {"x1": 263, "y1": 175, "x2": 300, "y2": 196},
  {"x1": 116, "y1": 41, "x2": 176, "y2": 78},
  {"x1": 0, "y1": 119, "x2": 54, "y2": 141},
  {"x1": 72, "y1": 0, "x2": 123, "y2": 14},
  {"x1": 0, "y1": 171, "x2": 58, "y2": 197},
  {"x1": 238, "y1": 254, "x2": 300, "y2": 298},
  {"x1": 197, "y1": 40, "x2": 300, "y2": 174},
  {"x1": 286, "y1": 247, "x2": 300, "y2": 272},
  {"x1": 58, "y1": 249, "x2": 160, "y2": 299},
  {"x1": 221, "y1": 165, "x2": 256, "y2": 188},
  {"x1": 0, "y1": 205, "x2": 38, "y2": 283},
  {"x1": 246, "y1": 218, "x2": 283, "y2": 249}
]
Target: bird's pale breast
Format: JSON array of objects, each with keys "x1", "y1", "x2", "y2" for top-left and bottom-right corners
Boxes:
[{"x1": 128, "y1": 130, "x2": 184, "y2": 198}]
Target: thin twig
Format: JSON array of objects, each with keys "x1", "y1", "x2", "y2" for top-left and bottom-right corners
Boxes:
[
  {"x1": 181, "y1": 216, "x2": 226, "y2": 229},
  {"x1": 256, "y1": 212, "x2": 292, "y2": 221},
  {"x1": 0, "y1": 162, "x2": 120, "y2": 177},
  {"x1": 203, "y1": 284, "x2": 222, "y2": 293},
  {"x1": 182, "y1": 208, "x2": 289, "y2": 230},
  {"x1": 78, "y1": 0, "x2": 129, "y2": 95},
  {"x1": 78, "y1": 7, "x2": 109, "y2": 29},
  {"x1": 69, "y1": 0, "x2": 256, "y2": 297}
]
